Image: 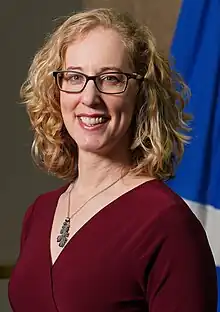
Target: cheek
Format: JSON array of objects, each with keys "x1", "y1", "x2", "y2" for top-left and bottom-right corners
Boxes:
[
  {"x1": 109, "y1": 96, "x2": 136, "y2": 132},
  {"x1": 60, "y1": 93, "x2": 79, "y2": 114},
  {"x1": 120, "y1": 89, "x2": 137, "y2": 119}
]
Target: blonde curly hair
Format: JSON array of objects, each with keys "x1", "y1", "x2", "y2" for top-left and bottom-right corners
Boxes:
[{"x1": 21, "y1": 7, "x2": 191, "y2": 181}]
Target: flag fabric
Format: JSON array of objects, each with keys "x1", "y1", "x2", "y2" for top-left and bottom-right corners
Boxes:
[{"x1": 166, "y1": 0, "x2": 220, "y2": 309}]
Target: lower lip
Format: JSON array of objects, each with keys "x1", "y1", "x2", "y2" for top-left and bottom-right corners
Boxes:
[{"x1": 77, "y1": 117, "x2": 109, "y2": 131}]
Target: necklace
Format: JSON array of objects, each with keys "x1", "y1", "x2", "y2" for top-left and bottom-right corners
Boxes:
[{"x1": 57, "y1": 172, "x2": 127, "y2": 248}]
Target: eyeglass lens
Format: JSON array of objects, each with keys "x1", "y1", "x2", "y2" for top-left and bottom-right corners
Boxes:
[{"x1": 57, "y1": 71, "x2": 128, "y2": 93}]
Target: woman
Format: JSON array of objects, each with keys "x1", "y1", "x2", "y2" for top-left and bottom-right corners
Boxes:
[{"x1": 9, "y1": 8, "x2": 217, "y2": 312}]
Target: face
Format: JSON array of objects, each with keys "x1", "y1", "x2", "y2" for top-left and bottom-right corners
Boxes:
[{"x1": 60, "y1": 27, "x2": 138, "y2": 157}]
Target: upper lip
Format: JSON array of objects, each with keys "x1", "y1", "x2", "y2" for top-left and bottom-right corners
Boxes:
[{"x1": 77, "y1": 113, "x2": 110, "y2": 118}]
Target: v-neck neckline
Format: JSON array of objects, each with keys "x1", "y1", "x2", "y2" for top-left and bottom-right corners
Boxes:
[{"x1": 48, "y1": 179, "x2": 159, "y2": 268}]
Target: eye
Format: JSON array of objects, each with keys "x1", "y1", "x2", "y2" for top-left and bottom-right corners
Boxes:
[
  {"x1": 63, "y1": 72, "x2": 85, "y2": 84},
  {"x1": 103, "y1": 75, "x2": 119, "y2": 82},
  {"x1": 100, "y1": 73, "x2": 126, "y2": 84}
]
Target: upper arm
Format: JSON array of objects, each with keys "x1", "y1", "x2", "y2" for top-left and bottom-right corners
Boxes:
[{"x1": 146, "y1": 208, "x2": 218, "y2": 312}]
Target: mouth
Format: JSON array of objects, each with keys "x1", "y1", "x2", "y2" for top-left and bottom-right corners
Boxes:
[{"x1": 77, "y1": 114, "x2": 110, "y2": 128}]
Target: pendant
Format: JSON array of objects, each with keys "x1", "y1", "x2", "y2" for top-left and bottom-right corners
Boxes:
[{"x1": 57, "y1": 217, "x2": 70, "y2": 248}]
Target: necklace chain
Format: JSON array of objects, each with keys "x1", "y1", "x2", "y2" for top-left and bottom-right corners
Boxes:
[
  {"x1": 57, "y1": 172, "x2": 127, "y2": 248},
  {"x1": 67, "y1": 173, "x2": 126, "y2": 220}
]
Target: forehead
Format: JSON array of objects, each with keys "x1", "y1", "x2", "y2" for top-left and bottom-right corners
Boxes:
[{"x1": 64, "y1": 27, "x2": 131, "y2": 72}]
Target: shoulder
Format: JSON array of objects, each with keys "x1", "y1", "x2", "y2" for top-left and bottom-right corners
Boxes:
[
  {"x1": 22, "y1": 184, "x2": 69, "y2": 229},
  {"x1": 20, "y1": 183, "x2": 70, "y2": 250},
  {"x1": 132, "y1": 180, "x2": 213, "y2": 266},
  {"x1": 23, "y1": 183, "x2": 70, "y2": 217},
  {"x1": 129, "y1": 179, "x2": 193, "y2": 221},
  {"x1": 25, "y1": 182, "x2": 70, "y2": 220},
  {"x1": 133, "y1": 182, "x2": 217, "y2": 289},
  {"x1": 33, "y1": 183, "x2": 70, "y2": 206},
  {"x1": 136, "y1": 184, "x2": 218, "y2": 312},
  {"x1": 134, "y1": 179, "x2": 185, "y2": 205},
  {"x1": 128, "y1": 179, "x2": 209, "y2": 247}
]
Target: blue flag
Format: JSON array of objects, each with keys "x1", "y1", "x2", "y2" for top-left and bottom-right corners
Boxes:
[{"x1": 166, "y1": 0, "x2": 220, "y2": 309}]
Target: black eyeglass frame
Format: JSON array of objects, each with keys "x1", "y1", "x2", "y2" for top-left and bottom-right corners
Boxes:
[{"x1": 52, "y1": 70, "x2": 144, "y2": 94}]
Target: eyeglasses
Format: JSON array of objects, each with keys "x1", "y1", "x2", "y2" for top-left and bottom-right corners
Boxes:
[{"x1": 53, "y1": 70, "x2": 144, "y2": 94}]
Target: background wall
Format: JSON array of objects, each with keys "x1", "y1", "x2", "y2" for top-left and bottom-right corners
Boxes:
[
  {"x1": 0, "y1": 0, "x2": 82, "y2": 266},
  {"x1": 83, "y1": 0, "x2": 182, "y2": 53},
  {"x1": 0, "y1": 1, "x2": 182, "y2": 310},
  {"x1": 0, "y1": 1, "x2": 82, "y2": 310}
]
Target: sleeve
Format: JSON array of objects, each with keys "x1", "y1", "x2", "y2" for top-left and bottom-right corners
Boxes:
[{"x1": 145, "y1": 206, "x2": 218, "y2": 312}]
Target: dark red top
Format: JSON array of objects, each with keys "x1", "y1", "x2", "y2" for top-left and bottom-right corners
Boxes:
[{"x1": 8, "y1": 180, "x2": 217, "y2": 312}]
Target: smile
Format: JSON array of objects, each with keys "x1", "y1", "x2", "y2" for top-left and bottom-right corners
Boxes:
[
  {"x1": 77, "y1": 116, "x2": 109, "y2": 128},
  {"x1": 79, "y1": 116, "x2": 106, "y2": 126}
]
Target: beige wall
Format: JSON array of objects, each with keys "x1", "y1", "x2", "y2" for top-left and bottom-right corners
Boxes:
[{"x1": 83, "y1": 0, "x2": 182, "y2": 54}]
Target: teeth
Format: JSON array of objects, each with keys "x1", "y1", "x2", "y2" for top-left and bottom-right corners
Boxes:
[{"x1": 79, "y1": 117, "x2": 106, "y2": 126}]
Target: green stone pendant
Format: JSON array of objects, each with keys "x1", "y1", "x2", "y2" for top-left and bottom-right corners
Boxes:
[{"x1": 57, "y1": 217, "x2": 70, "y2": 248}]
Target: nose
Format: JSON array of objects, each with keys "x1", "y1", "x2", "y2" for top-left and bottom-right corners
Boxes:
[{"x1": 80, "y1": 80, "x2": 100, "y2": 107}]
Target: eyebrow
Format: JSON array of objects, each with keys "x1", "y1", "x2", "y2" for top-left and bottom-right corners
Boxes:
[{"x1": 66, "y1": 66, "x2": 123, "y2": 73}]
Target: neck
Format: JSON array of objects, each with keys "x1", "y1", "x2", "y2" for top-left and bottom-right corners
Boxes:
[{"x1": 74, "y1": 148, "x2": 131, "y2": 193}]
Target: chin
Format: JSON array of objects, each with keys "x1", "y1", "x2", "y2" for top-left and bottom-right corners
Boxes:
[
  {"x1": 77, "y1": 140, "x2": 115, "y2": 156},
  {"x1": 76, "y1": 141, "x2": 105, "y2": 154}
]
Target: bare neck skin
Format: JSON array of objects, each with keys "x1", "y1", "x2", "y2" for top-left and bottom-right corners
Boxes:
[{"x1": 73, "y1": 144, "x2": 132, "y2": 195}]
